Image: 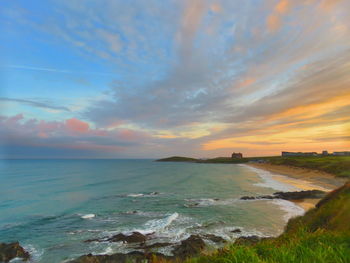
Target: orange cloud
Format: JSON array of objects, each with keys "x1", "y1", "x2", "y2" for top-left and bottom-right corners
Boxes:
[
  {"x1": 265, "y1": 93, "x2": 350, "y2": 123},
  {"x1": 210, "y1": 3, "x2": 222, "y2": 13},
  {"x1": 319, "y1": 0, "x2": 343, "y2": 11},
  {"x1": 66, "y1": 118, "x2": 90, "y2": 133},
  {"x1": 202, "y1": 91, "x2": 350, "y2": 156},
  {"x1": 275, "y1": 0, "x2": 289, "y2": 14},
  {"x1": 267, "y1": 15, "x2": 281, "y2": 32},
  {"x1": 239, "y1": 78, "x2": 256, "y2": 88}
]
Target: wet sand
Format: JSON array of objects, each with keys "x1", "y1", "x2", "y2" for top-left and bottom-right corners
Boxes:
[{"x1": 247, "y1": 163, "x2": 347, "y2": 211}]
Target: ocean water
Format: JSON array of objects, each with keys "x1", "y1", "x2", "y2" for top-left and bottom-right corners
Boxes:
[{"x1": 0, "y1": 159, "x2": 305, "y2": 262}]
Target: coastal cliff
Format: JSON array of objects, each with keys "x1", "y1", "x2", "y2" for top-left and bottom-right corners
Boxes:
[{"x1": 183, "y1": 182, "x2": 350, "y2": 263}]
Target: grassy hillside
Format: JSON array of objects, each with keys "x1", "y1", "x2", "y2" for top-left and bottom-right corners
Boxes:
[
  {"x1": 262, "y1": 156, "x2": 350, "y2": 178},
  {"x1": 181, "y1": 182, "x2": 350, "y2": 263},
  {"x1": 156, "y1": 156, "x2": 198, "y2": 162}
]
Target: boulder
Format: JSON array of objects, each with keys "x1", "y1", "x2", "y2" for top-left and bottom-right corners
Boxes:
[
  {"x1": 68, "y1": 251, "x2": 172, "y2": 263},
  {"x1": 202, "y1": 234, "x2": 226, "y2": 243},
  {"x1": 0, "y1": 242, "x2": 30, "y2": 262},
  {"x1": 107, "y1": 232, "x2": 146, "y2": 244},
  {"x1": 240, "y1": 196, "x2": 256, "y2": 200},
  {"x1": 240, "y1": 190, "x2": 326, "y2": 201},
  {"x1": 136, "y1": 242, "x2": 173, "y2": 249},
  {"x1": 273, "y1": 190, "x2": 326, "y2": 200},
  {"x1": 172, "y1": 235, "x2": 205, "y2": 259},
  {"x1": 234, "y1": 235, "x2": 261, "y2": 245},
  {"x1": 230, "y1": 228, "x2": 242, "y2": 233}
]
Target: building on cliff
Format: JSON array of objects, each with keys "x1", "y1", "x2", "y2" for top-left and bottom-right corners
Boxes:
[
  {"x1": 231, "y1": 152, "x2": 243, "y2": 158},
  {"x1": 333, "y1": 151, "x2": 350, "y2": 156}
]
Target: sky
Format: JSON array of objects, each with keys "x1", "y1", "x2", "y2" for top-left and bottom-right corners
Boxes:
[{"x1": 1, "y1": 0, "x2": 350, "y2": 159}]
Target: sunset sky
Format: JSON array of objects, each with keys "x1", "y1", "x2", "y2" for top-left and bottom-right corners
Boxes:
[{"x1": 1, "y1": 0, "x2": 350, "y2": 158}]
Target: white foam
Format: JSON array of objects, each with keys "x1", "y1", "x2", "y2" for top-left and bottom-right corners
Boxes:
[
  {"x1": 126, "y1": 192, "x2": 160, "y2": 198},
  {"x1": 81, "y1": 214, "x2": 96, "y2": 219},
  {"x1": 185, "y1": 198, "x2": 238, "y2": 207},
  {"x1": 241, "y1": 164, "x2": 299, "y2": 191},
  {"x1": 127, "y1": 193, "x2": 144, "y2": 197},
  {"x1": 270, "y1": 199, "x2": 305, "y2": 221},
  {"x1": 22, "y1": 244, "x2": 44, "y2": 262},
  {"x1": 144, "y1": 212, "x2": 179, "y2": 232}
]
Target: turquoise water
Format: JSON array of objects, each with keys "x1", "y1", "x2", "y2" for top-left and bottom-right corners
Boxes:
[{"x1": 0, "y1": 159, "x2": 304, "y2": 262}]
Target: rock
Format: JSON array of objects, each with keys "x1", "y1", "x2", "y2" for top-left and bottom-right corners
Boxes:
[
  {"x1": 202, "y1": 234, "x2": 226, "y2": 243},
  {"x1": 172, "y1": 235, "x2": 206, "y2": 259},
  {"x1": 240, "y1": 190, "x2": 326, "y2": 201},
  {"x1": 273, "y1": 190, "x2": 326, "y2": 200},
  {"x1": 258, "y1": 195, "x2": 277, "y2": 199},
  {"x1": 231, "y1": 228, "x2": 242, "y2": 233},
  {"x1": 234, "y1": 235, "x2": 261, "y2": 245},
  {"x1": 0, "y1": 242, "x2": 30, "y2": 262},
  {"x1": 107, "y1": 232, "x2": 146, "y2": 244},
  {"x1": 84, "y1": 238, "x2": 101, "y2": 243},
  {"x1": 68, "y1": 251, "x2": 172, "y2": 263},
  {"x1": 184, "y1": 202, "x2": 200, "y2": 208},
  {"x1": 240, "y1": 196, "x2": 256, "y2": 200},
  {"x1": 135, "y1": 242, "x2": 173, "y2": 249}
]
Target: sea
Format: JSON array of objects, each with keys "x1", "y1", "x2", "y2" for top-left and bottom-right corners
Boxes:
[{"x1": 0, "y1": 159, "x2": 306, "y2": 262}]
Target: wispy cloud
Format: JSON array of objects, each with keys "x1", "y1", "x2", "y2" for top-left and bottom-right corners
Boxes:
[
  {"x1": 3, "y1": 65, "x2": 116, "y2": 76},
  {"x1": 0, "y1": 97, "x2": 71, "y2": 112}
]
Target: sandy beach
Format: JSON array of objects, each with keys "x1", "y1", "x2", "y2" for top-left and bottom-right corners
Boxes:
[{"x1": 247, "y1": 163, "x2": 348, "y2": 211}]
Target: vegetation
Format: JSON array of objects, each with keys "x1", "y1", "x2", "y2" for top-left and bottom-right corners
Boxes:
[
  {"x1": 154, "y1": 183, "x2": 350, "y2": 263},
  {"x1": 156, "y1": 156, "x2": 350, "y2": 178},
  {"x1": 156, "y1": 156, "x2": 198, "y2": 162},
  {"x1": 263, "y1": 156, "x2": 350, "y2": 178}
]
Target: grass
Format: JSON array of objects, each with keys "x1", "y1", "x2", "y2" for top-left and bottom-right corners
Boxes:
[
  {"x1": 152, "y1": 183, "x2": 350, "y2": 263},
  {"x1": 185, "y1": 230, "x2": 350, "y2": 263},
  {"x1": 263, "y1": 156, "x2": 350, "y2": 178},
  {"x1": 156, "y1": 156, "x2": 199, "y2": 162}
]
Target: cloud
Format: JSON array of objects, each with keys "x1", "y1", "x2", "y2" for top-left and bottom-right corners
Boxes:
[
  {"x1": 2, "y1": 0, "x2": 350, "y2": 157},
  {"x1": 3, "y1": 65, "x2": 116, "y2": 76},
  {"x1": 275, "y1": 0, "x2": 290, "y2": 14},
  {"x1": 0, "y1": 97, "x2": 71, "y2": 112},
  {"x1": 66, "y1": 118, "x2": 90, "y2": 133},
  {"x1": 267, "y1": 14, "x2": 281, "y2": 32}
]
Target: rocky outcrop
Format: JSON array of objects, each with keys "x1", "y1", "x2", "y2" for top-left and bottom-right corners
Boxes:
[
  {"x1": 135, "y1": 242, "x2": 173, "y2": 249},
  {"x1": 107, "y1": 232, "x2": 146, "y2": 244},
  {"x1": 234, "y1": 235, "x2": 261, "y2": 245},
  {"x1": 85, "y1": 232, "x2": 146, "y2": 244},
  {"x1": 273, "y1": 190, "x2": 326, "y2": 200},
  {"x1": 68, "y1": 251, "x2": 172, "y2": 263},
  {"x1": 0, "y1": 242, "x2": 30, "y2": 262},
  {"x1": 240, "y1": 190, "x2": 326, "y2": 201},
  {"x1": 231, "y1": 228, "x2": 242, "y2": 233},
  {"x1": 202, "y1": 234, "x2": 226, "y2": 243},
  {"x1": 172, "y1": 235, "x2": 206, "y2": 259},
  {"x1": 73, "y1": 234, "x2": 215, "y2": 262}
]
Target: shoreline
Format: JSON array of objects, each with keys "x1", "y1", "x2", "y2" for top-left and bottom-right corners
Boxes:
[{"x1": 247, "y1": 163, "x2": 347, "y2": 211}]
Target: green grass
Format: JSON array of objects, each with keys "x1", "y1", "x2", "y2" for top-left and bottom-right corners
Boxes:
[
  {"x1": 185, "y1": 230, "x2": 350, "y2": 263},
  {"x1": 262, "y1": 156, "x2": 350, "y2": 178}
]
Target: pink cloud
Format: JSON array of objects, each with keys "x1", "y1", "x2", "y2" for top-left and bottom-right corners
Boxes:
[
  {"x1": 0, "y1": 114, "x2": 154, "y2": 156},
  {"x1": 117, "y1": 129, "x2": 149, "y2": 141},
  {"x1": 65, "y1": 118, "x2": 90, "y2": 133}
]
